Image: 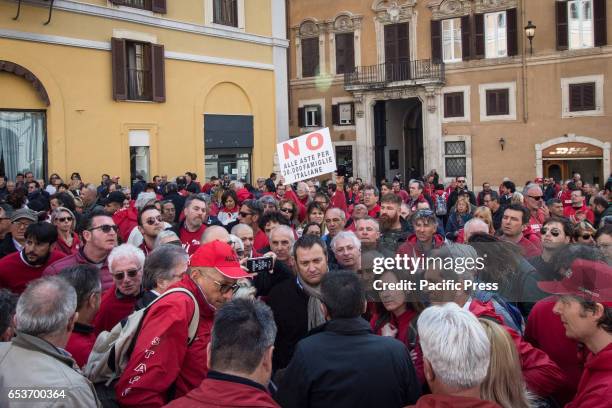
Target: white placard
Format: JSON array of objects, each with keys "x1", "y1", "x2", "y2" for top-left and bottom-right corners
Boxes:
[{"x1": 277, "y1": 128, "x2": 337, "y2": 184}]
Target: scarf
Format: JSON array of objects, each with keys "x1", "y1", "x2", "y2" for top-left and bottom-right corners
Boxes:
[{"x1": 297, "y1": 275, "x2": 326, "y2": 330}]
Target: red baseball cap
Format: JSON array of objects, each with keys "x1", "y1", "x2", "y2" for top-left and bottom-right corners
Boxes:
[
  {"x1": 538, "y1": 259, "x2": 612, "y2": 306},
  {"x1": 190, "y1": 240, "x2": 250, "y2": 279}
]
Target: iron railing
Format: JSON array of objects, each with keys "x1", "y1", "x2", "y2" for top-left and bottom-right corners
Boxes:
[{"x1": 344, "y1": 60, "x2": 445, "y2": 89}]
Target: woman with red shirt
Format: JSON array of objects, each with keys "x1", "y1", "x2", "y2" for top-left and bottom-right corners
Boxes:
[
  {"x1": 51, "y1": 207, "x2": 80, "y2": 255},
  {"x1": 217, "y1": 190, "x2": 239, "y2": 226}
]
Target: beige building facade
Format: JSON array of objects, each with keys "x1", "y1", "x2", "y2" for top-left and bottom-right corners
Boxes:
[{"x1": 288, "y1": 0, "x2": 612, "y2": 189}]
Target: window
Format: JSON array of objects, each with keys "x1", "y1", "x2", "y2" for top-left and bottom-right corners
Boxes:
[
  {"x1": 568, "y1": 0, "x2": 594, "y2": 49},
  {"x1": 486, "y1": 89, "x2": 509, "y2": 116},
  {"x1": 0, "y1": 111, "x2": 45, "y2": 180},
  {"x1": 110, "y1": 0, "x2": 166, "y2": 13},
  {"x1": 301, "y1": 37, "x2": 320, "y2": 78},
  {"x1": 444, "y1": 141, "x2": 466, "y2": 177},
  {"x1": 485, "y1": 11, "x2": 507, "y2": 58},
  {"x1": 335, "y1": 32, "x2": 355, "y2": 74},
  {"x1": 569, "y1": 82, "x2": 596, "y2": 111},
  {"x1": 442, "y1": 18, "x2": 462, "y2": 62},
  {"x1": 335, "y1": 145, "x2": 353, "y2": 178},
  {"x1": 444, "y1": 92, "x2": 464, "y2": 118},
  {"x1": 332, "y1": 103, "x2": 354, "y2": 126},
  {"x1": 213, "y1": 0, "x2": 238, "y2": 27},
  {"x1": 479, "y1": 82, "x2": 516, "y2": 121},
  {"x1": 112, "y1": 38, "x2": 165, "y2": 102},
  {"x1": 304, "y1": 105, "x2": 321, "y2": 127}
]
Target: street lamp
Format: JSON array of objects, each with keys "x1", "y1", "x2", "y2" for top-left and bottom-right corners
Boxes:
[{"x1": 525, "y1": 21, "x2": 536, "y2": 55}]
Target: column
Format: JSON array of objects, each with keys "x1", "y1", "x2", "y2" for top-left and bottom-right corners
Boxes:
[
  {"x1": 354, "y1": 93, "x2": 375, "y2": 181},
  {"x1": 421, "y1": 86, "x2": 443, "y2": 176}
]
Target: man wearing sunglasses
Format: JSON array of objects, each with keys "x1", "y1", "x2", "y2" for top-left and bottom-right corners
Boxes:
[
  {"x1": 564, "y1": 189, "x2": 595, "y2": 225},
  {"x1": 44, "y1": 209, "x2": 118, "y2": 291},
  {"x1": 0, "y1": 208, "x2": 38, "y2": 259},
  {"x1": 523, "y1": 183, "x2": 548, "y2": 235},
  {"x1": 116, "y1": 240, "x2": 250, "y2": 407},
  {"x1": 137, "y1": 205, "x2": 165, "y2": 256},
  {"x1": 447, "y1": 176, "x2": 476, "y2": 210}
]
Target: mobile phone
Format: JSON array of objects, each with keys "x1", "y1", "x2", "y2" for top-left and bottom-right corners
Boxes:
[{"x1": 246, "y1": 256, "x2": 274, "y2": 273}]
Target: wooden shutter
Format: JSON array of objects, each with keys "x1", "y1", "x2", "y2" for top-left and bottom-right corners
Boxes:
[
  {"x1": 151, "y1": 0, "x2": 166, "y2": 13},
  {"x1": 461, "y1": 16, "x2": 471, "y2": 60},
  {"x1": 486, "y1": 89, "x2": 509, "y2": 116},
  {"x1": 336, "y1": 33, "x2": 355, "y2": 74},
  {"x1": 444, "y1": 92, "x2": 464, "y2": 118},
  {"x1": 556, "y1": 1, "x2": 569, "y2": 50},
  {"x1": 315, "y1": 106, "x2": 322, "y2": 126},
  {"x1": 111, "y1": 37, "x2": 127, "y2": 101},
  {"x1": 297, "y1": 107, "x2": 305, "y2": 127},
  {"x1": 431, "y1": 20, "x2": 442, "y2": 63},
  {"x1": 506, "y1": 8, "x2": 518, "y2": 56},
  {"x1": 474, "y1": 14, "x2": 485, "y2": 59},
  {"x1": 301, "y1": 37, "x2": 319, "y2": 78},
  {"x1": 331, "y1": 104, "x2": 339, "y2": 125},
  {"x1": 594, "y1": 0, "x2": 607, "y2": 46},
  {"x1": 150, "y1": 43, "x2": 165, "y2": 102},
  {"x1": 569, "y1": 83, "x2": 596, "y2": 111},
  {"x1": 350, "y1": 102, "x2": 355, "y2": 124}
]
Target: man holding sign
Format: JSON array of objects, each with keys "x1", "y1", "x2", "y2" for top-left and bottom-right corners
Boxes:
[{"x1": 277, "y1": 128, "x2": 337, "y2": 185}]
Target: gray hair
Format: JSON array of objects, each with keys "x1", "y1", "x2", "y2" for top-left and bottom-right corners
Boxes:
[
  {"x1": 153, "y1": 229, "x2": 180, "y2": 248},
  {"x1": 209, "y1": 298, "x2": 277, "y2": 373},
  {"x1": 355, "y1": 217, "x2": 380, "y2": 232},
  {"x1": 135, "y1": 192, "x2": 157, "y2": 210},
  {"x1": 331, "y1": 230, "x2": 361, "y2": 251},
  {"x1": 463, "y1": 218, "x2": 489, "y2": 240},
  {"x1": 326, "y1": 207, "x2": 346, "y2": 221},
  {"x1": 231, "y1": 223, "x2": 253, "y2": 236},
  {"x1": 233, "y1": 181, "x2": 244, "y2": 190},
  {"x1": 201, "y1": 225, "x2": 230, "y2": 244},
  {"x1": 418, "y1": 303, "x2": 491, "y2": 389},
  {"x1": 269, "y1": 225, "x2": 295, "y2": 244},
  {"x1": 523, "y1": 183, "x2": 542, "y2": 195},
  {"x1": 50, "y1": 206, "x2": 77, "y2": 230},
  {"x1": 83, "y1": 183, "x2": 97, "y2": 193},
  {"x1": 228, "y1": 234, "x2": 245, "y2": 253},
  {"x1": 258, "y1": 195, "x2": 278, "y2": 208},
  {"x1": 15, "y1": 276, "x2": 77, "y2": 337},
  {"x1": 108, "y1": 244, "x2": 146, "y2": 273},
  {"x1": 143, "y1": 245, "x2": 189, "y2": 290}
]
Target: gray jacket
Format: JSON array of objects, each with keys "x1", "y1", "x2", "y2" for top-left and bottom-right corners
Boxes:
[{"x1": 0, "y1": 331, "x2": 101, "y2": 407}]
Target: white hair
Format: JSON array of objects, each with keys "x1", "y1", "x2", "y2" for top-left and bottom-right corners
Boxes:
[
  {"x1": 108, "y1": 244, "x2": 146, "y2": 273},
  {"x1": 16, "y1": 276, "x2": 77, "y2": 337},
  {"x1": 233, "y1": 181, "x2": 244, "y2": 190},
  {"x1": 270, "y1": 225, "x2": 295, "y2": 244},
  {"x1": 135, "y1": 192, "x2": 157, "y2": 210},
  {"x1": 231, "y1": 223, "x2": 253, "y2": 236},
  {"x1": 331, "y1": 231, "x2": 361, "y2": 251},
  {"x1": 228, "y1": 234, "x2": 244, "y2": 252},
  {"x1": 84, "y1": 183, "x2": 97, "y2": 193},
  {"x1": 326, "y1": 207, "x2": 346, "y2": 220},
  {"x1": 463, "y1": 218, "x2": 489, "y2": 240},
  {"x1": 418, "y1": 303, "x2": 491, "y2": 390},
  {"x1": 355, "y1": 217, "x2": 380, "y2": 232}
]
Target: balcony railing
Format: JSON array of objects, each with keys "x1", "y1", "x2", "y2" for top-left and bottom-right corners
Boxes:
[{"x1": 344, "y1": 60, "x2": 445, "y2": 90}]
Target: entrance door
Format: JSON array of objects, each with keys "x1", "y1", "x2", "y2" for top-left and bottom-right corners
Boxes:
[
  {"x1": 403, "y1": 100, "x2": 424, "y2": 179},
  {"x1": 373, "y1": 101, "x2": 387, "y2": 182},
  {"x1": 544, "y1": 161, "x2": 566, "y2": 183},
  {"x1": 384, "y1": 23, "x2": 410, "y2": 81}
]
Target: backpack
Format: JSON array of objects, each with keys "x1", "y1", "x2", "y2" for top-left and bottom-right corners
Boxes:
[
  {"x1": 473, "y1": 291, "x2": 525, "y2": 335},
  {"x1": 435, "y1": 194, "x2": 447, "y2": 216},
  {"x1": 83, "y1": 288, "x2": 200, "y2": 387}
]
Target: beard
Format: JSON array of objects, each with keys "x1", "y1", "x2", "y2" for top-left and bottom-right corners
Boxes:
[{"x1": 380, "y1": 213, "x2": 399, "y2": 231}]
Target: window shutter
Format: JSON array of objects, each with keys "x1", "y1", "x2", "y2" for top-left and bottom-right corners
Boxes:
[
  {"x1": 583, "y1": 83, "x2": 595, "y2": 110},
  {"x1": 150, "y1": 43, "x2": 166, "y2": 102},
  {"x1": 594, "y1": 0, "x2": 607, "y2": 47},
  {"x1": 444, "y1": 94, "x2": 452, "y2": 117},
  {"x1": 350, "y1": 103, "x2": 355, "y2": 124},
  {"x1": 298, "y1": 107, "x2": 305, "y2": 127},
  {"x1": 474, "y1": 14, "x2": 485, "y2": 59},
  {"x1": 569, "y1": 84, "x2": 579, "y2": 112},
  {"x1": 301, "y1": 37, "x2": 319, "y2": 78},
  {"x1": 556, "y1": 1, "x2": 569, "y2": 50},
  {"x1": 315, "y1": 106, "x2": 322, "y2": 126},
  {"x1": 456, "y1": 93, "x2": 464, "y2": 117},
  {"x1": 345, "y1": 34, "x2": 355, "y2": 73},
  {"x1": 431, "y1": 20, "x2": 442, "y2": 63},
  {"x1": 461, "y1": 15, "x2": 471, "y2": 60},
  {"x1": 151, "y1": 0, "x2": 166, "y2": 13},
  {"x1": 506, "y1": 8, "x2": 518, "y2": 56},
  {"x1": 111, "y1": 37, "x2": 128, "y2": 101},
  {"x1": 332, "y1": 104, "x2": 339, "y2": 125},
  {"x1": 486, "y1": 91, "x2": 496, "y2": 115},
  {"x1": 499, "y1": 90, "x2": 509, "y2": 114}
]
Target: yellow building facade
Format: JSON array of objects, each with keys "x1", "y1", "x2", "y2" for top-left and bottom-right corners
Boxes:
[{"x1": 0, "y1": 0, "x2": 289, "y2": 184}]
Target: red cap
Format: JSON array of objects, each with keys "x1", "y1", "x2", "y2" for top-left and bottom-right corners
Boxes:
[
  {"x1": 538, "y1": 259, "x2": 612, "y2": 306},
  {"x1": 534, "y1": 177, "x2": 544, "y2": 183},
  {"x1": 190, "y1": 240, "x2": 250, "y2": 279}
]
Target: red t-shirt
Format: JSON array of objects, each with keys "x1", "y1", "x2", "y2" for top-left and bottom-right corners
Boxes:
[
  {"x1": 93, "y1": 288, "x2": 140, "y2": 334},
  {"x1": 66, "y1": 323, "x2": 97, "y2": 368},
  {"x1": 367, "y1": 204, "x2": 381, "y2": 218},
  {"x1": 179, "y1": 224, "x2": 207, "y2": 255},
  {"x1": 253, "y1": 229, "x2": 269, "y2": 253},
  {"x1": 0, "y1": 250, "x2": 66, "y2": 294},
  {"x1": 563, "y1": 205, "x2": 595, "y2": 225}
]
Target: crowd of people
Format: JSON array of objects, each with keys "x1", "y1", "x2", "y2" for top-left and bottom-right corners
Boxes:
[{"x1": 0, "y1": 168, "x2": 610, "y2": 408}]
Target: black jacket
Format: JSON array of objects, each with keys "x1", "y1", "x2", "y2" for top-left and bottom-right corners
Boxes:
[
  {"x1": 0, "y1": 234, "x2": 17, "y2": 259},
  {"x1": 268, "y1": 277, "x2": 308, "y2": 371},
  {"x1": 276, "y1": 317, "x2": 421, "y2": 408},
  {"x1": 252, "y1": 259, "x2": 292, "y2": 297}
]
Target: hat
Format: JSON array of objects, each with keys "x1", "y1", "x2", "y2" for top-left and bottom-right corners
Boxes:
[
  {"x1": 535, "y1": 177, "x2": 544, "y2": 183},
  {"x1": 104, "y1": 191, "x2": 126, "y2": 206},
  {"x1": 190, "y1": 240, "x2": 250, "y2": 279},
  {"x1": 537, "y1": 259, "x2": 612, "y2": 306},
  {"x1": 10, "y1": 208, "x2": 38, "y2": 223}
]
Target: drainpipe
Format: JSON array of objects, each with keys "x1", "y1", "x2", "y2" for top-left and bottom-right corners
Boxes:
[{"x1": 521, "y1": 0, "x2": 529, "y2": 124}]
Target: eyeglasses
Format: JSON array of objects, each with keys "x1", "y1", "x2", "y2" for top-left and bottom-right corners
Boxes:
[
  {"x1": 457, "y1": 180, "x2": 466, "y2": 183},
  {"x1": 56, "y1": 216, "x2": 73, "y2": 223},
  {"x1": 145, "y1": 216, "x2": 163, "y2": 226},
  {"x1": 89, "y1": 224, "x2": 118, "y2": 233},
  {"x1": 528, "y1": 196, "x2": 543, "y2": 201},
  {"x1": 239, "y1": 211, "x2": 253, "y2": 217},
  {"x1": 414, "y1": 210, "x2": 434, "y2": 217},
  {"x1": 541, "y1": 227, "x2": 560, "y2": 237},
  {"x1": 580, "y1": 233, "x2": 594, "y2": 240},
  {"x1": 280, "y1": 208, "x2": 294, "y2": 214},
  {"x1": 200, "y1": 271, "x2": 239, "y2": 294},
  {"x1": 112, "y1": 269, "x2": 139, "y2": 281},
  {"x1": 13, "y1": 221, "x2": 34, "y2": 229}
]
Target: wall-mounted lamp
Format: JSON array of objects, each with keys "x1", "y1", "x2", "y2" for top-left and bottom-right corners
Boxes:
[
  {"x1": 499, "y1": 137, "x2": 506, "y2": 151},
  {"x1": 525, "y1": 21, "x2": 536, "y2": 55}
]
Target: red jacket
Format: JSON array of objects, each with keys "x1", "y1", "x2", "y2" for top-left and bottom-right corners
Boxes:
[
  {"x1": 517, "y1": 235, "x2": 542, "y2": 258},
  {"x1": 235, "y1": 188, "x2": 252, "y2": 204},
  {"x1": 367, "y1": 204, "x2": 381, "y2": 218},
  {"x1": 113, "y1": 206, "x2": 138, "y2": 243},
  {"x1": 65, "y1": 322, "x2": 96, "y2": 368},
  {"x1": 115, "y1": 275, "x2": 215, "y2": 407},
  {"x1": 165, "y1": 372, "x2": 279, "y2": 408},
  {"x1": 563, "y1": 204, "x2": 595, "y2": 225},
  {"x1": 559, "y1": 190, "x2": 573, "y2": 207},
  {"x1": 0, "y1": 250, "x2": 66, "y2": 294},
  {"x1": 93, "y1": 288, "x2": 140, "y2": 334},
  {"x1": 566, "y1": 342, "x2": 612, "y2": 408},
  {"x1": 330, "y1": 190, "x2": 347, "y2": 214},
  {"x1": 407, "y1": 394, "x2": 501, "y2": 408},
  {"x1": 54, "y1": 233, "x2": 81, "y2": 256},
  {"x1": 253, "y1": 229, "x2": 269, "y2": 253},
  {"x1": 43, "y1": 248, "x2": 113, "y2": 292},
  {"x1": 284, "y1": 189, "x2": 307, "y2": 223},
  {"x1": 525, "y1": 297, "x2": 581, "y2": 404},
  {"x1": 469, "y1": 299, "x2": 566, "y2": 398},
  {"x1": 397, "y1": 234, "x2": 446, "y2": 258}
]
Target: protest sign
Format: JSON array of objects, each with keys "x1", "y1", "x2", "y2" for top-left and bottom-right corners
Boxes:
[{"x1": 277, "y1": 128, "x2": 337, "y2": 184}]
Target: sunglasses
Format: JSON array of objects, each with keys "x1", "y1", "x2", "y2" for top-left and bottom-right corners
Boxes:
[
  {"x1": 239, "y1": 211, "x2": 253, "y2": 217},
  {"x1": 580, "y1": 233, "x2": 594, "y2": 240},
  {"x1": 89, "y1": 224, "x2": 118, "y2": 233},
  {"x1": 280, "y1": 208, "x2": 294, "y2": 214},
  {"x1": 112, "y1": 269, "x2": 139, "y2": 281},
  {"x1": 145, "y1": 216, "x2": 163, "y2": 226},
  {"x1": 457, "y1": 180, "x2": 466, "y2": 183},
  {"x1": 528, "y1": 196, "x2": 543, "y2": 201},
  {"x1": 541, "y1": 227, "x2": 560, "y2": 237},
  {"x1": 56, "y1": 217, "x2": 73, "y2": 223}
]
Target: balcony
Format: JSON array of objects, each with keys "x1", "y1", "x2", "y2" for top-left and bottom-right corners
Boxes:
[{"x1": 344, "y1": 60, "x2": 445, "y2": 91}]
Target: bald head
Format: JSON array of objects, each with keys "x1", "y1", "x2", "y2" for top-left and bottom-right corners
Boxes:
[{"x1": 201, "y1": 225, "x2": 230, "y2": 244}]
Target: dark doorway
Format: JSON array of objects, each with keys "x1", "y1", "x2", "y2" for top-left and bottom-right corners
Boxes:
[
  {"x1": 384, "y1": 23, "x2": 410, "y2": 81},
  {"x1": 404, "y1": 100, "x2": 424, "y2": 180},
  {"x1": 373, "y1": 101, "x2": 387, "y2": 183}
]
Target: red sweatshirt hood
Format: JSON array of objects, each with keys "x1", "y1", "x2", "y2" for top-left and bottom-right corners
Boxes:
[{"x1": 468, "y1": 299, "x2": 503, "y2": 325}]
